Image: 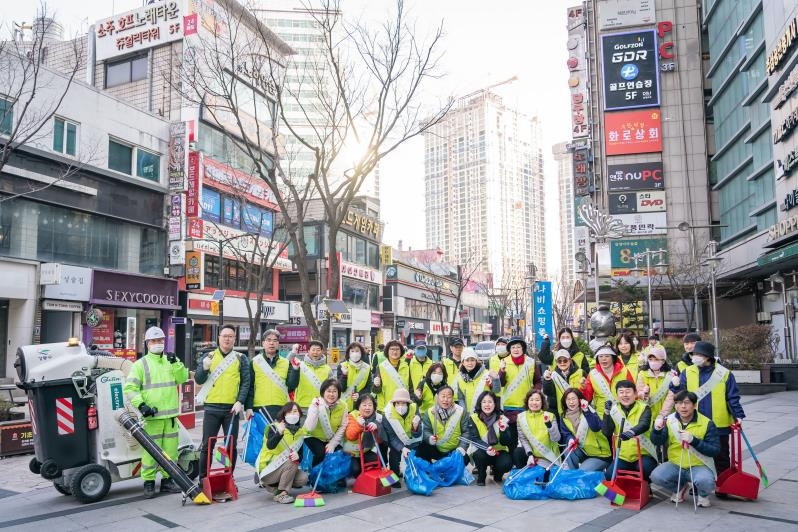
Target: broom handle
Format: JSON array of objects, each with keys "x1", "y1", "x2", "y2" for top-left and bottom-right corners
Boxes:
[
  {"x1": 610, "y1": 418, "x2": 625, "y2": 482},
  {"x1": 310, "y1": 456, "x2": 325, "y2": 494}
]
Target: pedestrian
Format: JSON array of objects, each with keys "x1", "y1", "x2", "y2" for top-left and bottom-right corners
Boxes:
[
  {"x1": 442, "y1": 337, "x2": 466, "y2": 379},
  {"x1": 343, "y1": 394, "x2": 382, "y2": 477},
  {"x1": 455, "y1": 348, "x2": 500, "y2": 413},
  {"x1": 408, "y1": 340, "x2": 433, "y2": 393},
  {"x1": 418, "y1": 385, "x2": 469, "y2": 464},
  {"x1": 382, "y1": 388, "x2": 421, "y2": 480},
  {"x1": 558, "y1": 388, "x2": 611, "y2": 471},
  {"x1": 467, "y1": 391, "x2": 512, "y2": 485},
  {"x1": 373, "y1": 340, "x2": 410, "y2": 413},
  {"x1": 498, "y1": 336, "x2": 541, "y2": 451},
  {"x1": 637, "y1": 344, "x2": 673, "y2": 422},
  {"x1": 415, "y1": 362, "x2": 448, "y2": 412},
  {"x1": 513, "y1": 390, "x2": 561, "y2": 469},
  {"x1": 123, "y1": 327, "x2": 188, "y2": 498},
  {"x1": 338, "y1": 341, "x2": 372, "y2": 412},
  {"x1": 539, "y1": 327, "x2": 592, "y2": 373},
  {"x1": 302, "y1": 378, "x2": 348, "y2": 466},
  {"x1": 246, "y1": 329, "x2": 290, "y2": 421},
  {"x1": 677, "y1": 333, "x2": 702, "y2": 373},
  {"x1": 615, "y1": 332, "x2": 642, "y2": 381},
  {"x1": 288, "y1": 340, "x2": 332, "y2": 411},
  {"x1": 542, "y1": 349, "x2": 585, "y2": 417},
  {"x1": 195, "y1": 324, "x2": 251, "y2": 482},
  {"x1": 256, "y1": 401, "x2": 308, "y2": 504},
  {"x1": 581, "y1": 344, "x2": 633, "y2": 414},
  {"x1": 373, "y1": 344, "x2": 386, "y2": 365},
  {"x1": 650, "y1": 390, "x2": 720, "y2": 508},
  {"x1": 670, "y1": 341, "x2": 745, "y2": 480},
  {"x1": 601, "y1": 380, "x2": 657, "y2": 481}
]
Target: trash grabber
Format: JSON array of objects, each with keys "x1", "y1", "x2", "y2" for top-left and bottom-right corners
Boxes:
[
  {"x1": 675, "y1": 441, "x2": 685, "y2": 510},
  {"x1": 686, "y1": 443, "x2": 697, "y2": 512},
  {"x1": 549, "y1": 441, "x2": 579, "y2": 484}
]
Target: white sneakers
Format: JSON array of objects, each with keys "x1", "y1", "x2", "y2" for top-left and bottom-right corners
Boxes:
[
  {"x1": 697, "y1": 495, "x2": 711, "y2": 507},
  {"x1": 669, "y1": 483, "x2": 711, "y2": 507}
]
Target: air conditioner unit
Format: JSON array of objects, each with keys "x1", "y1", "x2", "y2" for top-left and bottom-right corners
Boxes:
[{"x1": 756, "y1": 311, "x2": 771, "y2": 322}]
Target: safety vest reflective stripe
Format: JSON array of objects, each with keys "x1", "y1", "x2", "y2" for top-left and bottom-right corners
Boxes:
[
  {"x1": 377, "y1": 360, "x2": 409, "y2": 412},
  {"x1": 469, "y1": 413, "x2": 508, "y2": 452},
  {"x1": 295, "y1": 364, "x2": 331, "y2": 408},
  {"x1": 503, "y1": 359, "x2": 534, "y2": 407},
  {"x1": 123, "y1": 354, "x2": 185, "y2": 418},
  {"x1": 456, "y1": 370, "x2": 488, "y2": 413},
  {"x1": 258, "y1": 429, "x2": 305, "y2": 479},
  {"x1": 310, "y1": 401, "x2": 346, "y2": 442},
  {"x1": 686, "y1": 364, "x2": 732, "y2": 428},
  {"x1": 665, "y1": 413, "x2": 717, "y2": 478},
  {"x1": 610, "y1": 402, "x2": 659, "y2": 463},
  {"x1": 384, "y1": 403, "x2": 420, "y2": 446},
  {"x1": 517, "y1": 411, "x2": 559, "y2": 464},
  {"x1": 344, "y1": 363, "x2": 370, "y2": 396},
  {"x1": 428, "y1": 405, "x2": 463, "y2": 453}
]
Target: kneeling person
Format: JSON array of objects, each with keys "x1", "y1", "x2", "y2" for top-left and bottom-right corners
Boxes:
[
  {"x1": 257, "y1": 402, "x2": 308, "y2": 504},
  {"x1": 418, "y1": 386, "x2": 469, "y2": 464},
  {"x1": 467, "y1": 391, "x2": 512, "y2": 485},
  {"x1": 382, "y1": 389, "x2": 422, "y2": 474}
]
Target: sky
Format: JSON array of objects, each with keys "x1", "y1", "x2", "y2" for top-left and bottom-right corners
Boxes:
[{"x1": 2, "y1": 0, "x2": 575, "y2": 277}]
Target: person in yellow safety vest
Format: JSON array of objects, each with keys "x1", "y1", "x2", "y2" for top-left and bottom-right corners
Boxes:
[
  {"x1": 488, "y1": 336, "x2": 510, "y2": 375},
  {"x1": 287, "y1": 340, "x2": 332, "y2": 410},
  {"x1": 466, "y1": 391, "x2": 512, "y2": 485},
  {"x1": 381, "y1": 388, "x2": 421, "y2": 482},
  {"x1": 636, "y1": 344, "x2": 675, "y2": 423},
  {"x1": 418, "y1": 385, "x2": 470, "y2": 464},
  {"x1": 651, "y1": 390, "x2": 721, "y2": 508},
  {"x1": 337, "y1": 341, "x2": 372, "y2": 412},
  {"x1": 373, "y1": 340, "x2": 411, "y2": 412},
  {"x1": 513, "y1": 390, "x2": 561, "y2": 469},
  {"x1": 123, "y1": 326, "x2": 188, "y2": 498},
  {"x1": 499, "y1": 336, "x2": 542, "y2": 453},
  {"x1": 256, "y1": 401, "x2": 309, "y2": 505},
  {"x1": 641, "y1": 334, "x2": 661, "y2": 358},
  {"x1": 408, "y1": 340, "x2": 433, "y2": 392},
  {"x1": 455, "y1": 348, "x2": 500, "y2": 414},
  {"x1": 415, "y1": 362, "x2": 449, "y2": 412},
  {"x1": 542, "y1": 349, "x2": 585, "y2": 418},
  {"x1": 302, "y1": 378, "x2": 348, "y2": 467},
  {"x1": 677, "y1": 332, "x2": 701, "y2": 373},
  {"x1": 601, "y1": 380, "x2": 657, "y2": 481},
  {"x1": 669, "y1": 341, "x2": 745, "y2": 480},
  {"x1": 195, "y1": 324, "x2": 252, "y2": 481},
  {"x1": 373, "y1": 344, "x2": 386, "y2": 365},
  {"x1": 343, "y1": 394, "x2": 383, "y2": 478},
  {"x1": 581, "y1": 344, "x2": 634, "y2": 414},
  {"x1": 558, "y1": 388, "x2": 611, "y2": 471},
  {"x1": 616, "y1": 332, "x2": 642, "y2": 381},
  {"x1": 538, "y1": 327, "x2": 593, "y2": 374},
  {"x1": 442, "y1": 337, "x2": 465, "y2": 382},
  {"x1": 246, "y1": 329, "x2": 290, "y2": 421}
]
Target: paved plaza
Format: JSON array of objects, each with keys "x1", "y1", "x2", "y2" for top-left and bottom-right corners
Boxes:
[{"x1": 0, "y1": 391, "x2": 796, "y2": 531}]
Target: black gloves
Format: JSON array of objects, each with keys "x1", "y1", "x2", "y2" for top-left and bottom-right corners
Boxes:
[
  {"x1": 167, "y1": 352, "x2": 178, "y2": 364},
  {"x1": 139, "y1": 403, "x2": 158, "y2": 417},
  {"x1": 619, "y1": 429, "x2": 635, "y2": 441}
]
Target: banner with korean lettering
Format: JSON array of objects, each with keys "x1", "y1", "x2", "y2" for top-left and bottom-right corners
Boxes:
[
  {"x1": 604, "y1": 109, "x2": 662, "y2": 155},
  {"x1": 602, "y1": 29, "x2": 660, "y2": 111},
  {"x1": 533, "y1": 281, "x2": 553, "y2": 352},
  {"x1": 94, "y1": 1, "x2": 184, "y2": 61}
]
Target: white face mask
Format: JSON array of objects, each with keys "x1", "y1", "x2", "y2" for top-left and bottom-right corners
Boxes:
[
  {"x1": 430, "y1": 374, "x2": 444, "y2": 385},
  {"x1": 691, "y1": 355, "x2": 707, "y2": 366},
  {"x1": 349, "y1": 351, "x2": 361, "y2": 363},
  {"x1": 648, "y1": 360, "x2": 663, "y2": 371},
  {"x1": 285, "y1": 413, "x2": 300, "y2": 425},
  {"x1": 560, "y1": 338, "x2": 573, "y2": 349},
  {"x1": 149, "y1": 343, "x2": 164, "y2": 354},
  {"x1": 394, "y1": 404, "x2": 408, "y2": 416}
]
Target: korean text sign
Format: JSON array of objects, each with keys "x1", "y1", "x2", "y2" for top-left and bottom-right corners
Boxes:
[
  {"x1": 604, "y1": 109, "x2": 662, "y2": 155},
  {"x1": 533, "y1": 281, "x2": 553, "y2": 351},
  {"x1": 602, "y1": 29, "x2": 660, "y2": 110}
]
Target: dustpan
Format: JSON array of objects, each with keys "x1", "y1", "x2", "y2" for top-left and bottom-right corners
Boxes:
[
  {"x1": 202, "y1": 423, "x2": 238, "y2": 503},
  {"x1": 352, "y1": 435, "x2": 394, "y2": 497},
  {"x1": 611, "y1": 437, "x2": 650, "y2": 510},
  {"x1": 715, "y1": 423, "x2": 761, "y2": 500}
]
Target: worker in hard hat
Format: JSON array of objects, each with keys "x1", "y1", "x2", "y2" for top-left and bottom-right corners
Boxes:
[{"x1": 123, "y1": 326, "x2": 188, "y2": 498}]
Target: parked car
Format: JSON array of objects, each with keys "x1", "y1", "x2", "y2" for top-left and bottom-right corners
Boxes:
[{"x1": 474, "y1": 340, "x2": 496, "y2": 363}]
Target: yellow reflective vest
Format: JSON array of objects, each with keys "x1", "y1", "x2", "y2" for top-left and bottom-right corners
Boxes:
[
  {"x1": 309, "y1": 401, "x2": 347, "y2": 442},
  {"x1": 664, "y1": 412, "x2": 712, "y2": 467},
  {"x1": 469, "y1": 413, "x2": 508, "y2": 452},
  {"x1": 408, "y1": 357, "x2": 432, "y2": 390},
  {"x1": 257, "y1": 426, "x2": 306, "y2": 473},
  {"x1": 685, "y1": 364, "x2": 733, "y2": 429},
  {"x1": 375, "y1": 359, "x2": 410, "y2": 412},
  {"x1": 614, "y1": 401, "x2": 653, "y2": 463},
  {"x1": 205, "y1": 349, "x2": 241, "y2": 404},
  {"x1": 124, "y1": 353, "x2": 188, "y2": 419},
  {"x1": 252, "y1": 355, "x2": 290, "y2": 408},
  {"x1": 294, "y1": 363, "x2": 332, "y2": 409},
  {"x1": 562, "y1": 413, "x2": 611, "y2": 459}
]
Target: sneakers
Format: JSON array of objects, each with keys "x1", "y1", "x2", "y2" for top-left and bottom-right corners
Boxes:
[
  {"x1": 697, "y1": 495, "x2": 711, "y2": 507},
  {"x1": 670, "y1": 482, "x2": 689, "y2": 503},
  {"x1": 273, "y1": 491, "x2": 295, "y2": 504},
  {"x1": 144, "y1": 480, "x2": 156, "y2": 499},
  {"x1": 159, "y1": 478, "x2": 182, "y2": 494},
  {"x1": 476, "y1": 476, "x2": 486, "y2": 486}
]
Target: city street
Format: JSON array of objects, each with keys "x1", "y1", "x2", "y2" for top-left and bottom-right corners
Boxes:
[{"x1": 0, "y1": 392, "x2": 795, "y2": 532}]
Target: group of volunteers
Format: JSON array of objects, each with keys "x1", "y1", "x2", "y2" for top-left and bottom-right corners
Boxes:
[{"x1": 124, "y1": 323, "x2": 746, "y2": 509}]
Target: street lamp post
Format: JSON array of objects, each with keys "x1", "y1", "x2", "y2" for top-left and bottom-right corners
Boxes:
[
  {"x1": 630, "y1": 248, "x2": 669, "y2": 336},
  {"x1": 215, "y1": 233, "x2": 255, "y2": 328},
  {"x1": 527, "y1": 263, "x2": 537, "y2": 340},
  {"x1": 575, "y1": 252, "x2": 593, "y2": 335},
  {"x1": 703, "y1": 240, "x2": 722, "y2": 350}
]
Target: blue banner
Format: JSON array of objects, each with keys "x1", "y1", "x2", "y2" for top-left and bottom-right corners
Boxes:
[{"x1": 533, "y1": 281, "x2": 553, "y2": 351}]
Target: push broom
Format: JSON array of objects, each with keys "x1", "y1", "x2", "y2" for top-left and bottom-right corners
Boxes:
[
  {"x1": 595, "y1": 420, "x2": 626, "y2": 505},
  {"x1": 295, "y1": 457, "x2": 326, "y2": 507},
  {"x1": 373, "y1": 441, "x2": 400, "y2": 487}
]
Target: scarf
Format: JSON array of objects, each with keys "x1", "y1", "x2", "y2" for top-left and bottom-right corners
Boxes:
[
  {"x1": 565, "y1": 409, "x2": 581, "y2": 432},
  {"x1": 305, "y1": 355, "x2": 327, "y2": 368},
  {"x1": 434, "y1": 404, "x2": 457, "y2": 423},
  {"x1": 478, "y1": 411, "x2": 499, "y2": 446},
  {"x1": 511, "y1": 354, "x2": 526, "y2": 365},
  {"x1": 459, "y1": 363, "x2": 482, "y2": 383},
  {"x1": 361, "y1": 411, "x2": 379, "y2": 449}
]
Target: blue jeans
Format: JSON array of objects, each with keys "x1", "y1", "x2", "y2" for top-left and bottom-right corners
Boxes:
[
  {"x1": 650, "y1": 462, "x2": 716, "y2": 497},
  {"x1": 566, "y1": 447, "x2": 611, "y2": 472}
]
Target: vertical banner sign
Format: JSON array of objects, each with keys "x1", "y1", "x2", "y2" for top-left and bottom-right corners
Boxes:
[
  {"x1": 186, "y1": 152, "x2": 200, "y2": 217},
  {"x1": 168, "y1": 122, "x2": 187, "y2": 191},
  {"x1": 602, "y1": 29, "x2": 660, "y2": 111},
  {"x1": 567, "y1": 6, "x2": 590, "y2": 138},
  {"x1": 573, "y1": 148, "x2": 591, "y2": 196},
  {"x1": 533, "y1": 281, "x2": 553, "y2": 351}
]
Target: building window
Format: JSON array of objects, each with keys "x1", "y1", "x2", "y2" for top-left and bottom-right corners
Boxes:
[
  {"x1": 136, "y1": 149, "x2": 160, "y2": 181},
  {"x1": 201, "y1": 188, "x2": 221, "y2": 223},
  {"x1": 108, "y1": 138, "x2": 160, "y2": 180},
  {"x1": 105, "y1": 55, "x2": 148, "y2": 88},
  {"x1": 222, "y1": 196, "x2": 241, "y2": 227},
  {"x1": 0, "y1": 96, "x2": 12, "y2": 134},
  {"x1": 53, "y1": 117, "x2": 78, "y2": 156},
  {"x1": 108, "y1": 139, "x2": 133, "y2": 174}
]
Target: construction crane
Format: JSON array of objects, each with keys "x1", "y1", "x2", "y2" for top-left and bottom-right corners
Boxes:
[{"x1": 459, "y1": 76, "x2": 519, "y2": 101}]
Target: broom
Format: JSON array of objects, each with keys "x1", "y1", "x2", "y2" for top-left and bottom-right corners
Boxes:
[
  {"x1": 595, "y1": 420, "x2": 626, "y2": 505},
  {"x1": 373, "y1": 442, "x2": 400, "y2": 487},
  {"x1": 739, "y1": 424, "x2": 769, "y2": 488},
  {"x1": 295, "y1": 457, "x2": 326, "y2": 507},
  {"x1": 213, "y1": 420, "x2": 235, "y2": 468}
]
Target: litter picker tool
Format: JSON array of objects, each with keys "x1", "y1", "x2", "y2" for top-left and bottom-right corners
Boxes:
[
  {"x1": 533, "y1": 443, "x2": 572, "y2": 486},
  {"x1": 458, "y1": 436, "x2": 490, "y2": 452},
  {"x1": 548, "y1": 440, "x2": 579, "y2": 485},
  {"x1": 686, "y1": 442, "x2": 698, "y2": 512}
]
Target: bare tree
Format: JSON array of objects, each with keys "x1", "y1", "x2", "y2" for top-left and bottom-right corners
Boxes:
[
  {"x1": 665, "y1": 243, "x2": 712, "y2": 331},
  {"x1": 552, "y1": 273, "x2": 580, "y2": 332}
]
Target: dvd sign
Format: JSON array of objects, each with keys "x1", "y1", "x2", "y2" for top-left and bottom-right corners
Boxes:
[
  {"x1": 607, "y1": 162, "x2": 664, "y2": 191},
  {"x1": 609, "y1": 191, "x2": 667, "y2": 214}
]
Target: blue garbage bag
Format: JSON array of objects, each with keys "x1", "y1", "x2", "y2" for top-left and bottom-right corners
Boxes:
[
  {"x1": 430, "y1": 452, "x2": 466, "y2": 487},
  {"x1": 243, "y1": 413, "x2": 269, "y2": 467},
  {"x1": 300, "y1": 443, "x2": 314, "y2": 473},
  {"x1": 458, "y1": 466, "x2": 475, "y2": 486},
  {"x1": 309, "y1": 451, "x2": 351, "y2": 493},
  {"x1": 502, "y1": 466, "x2": 548, "y2": 500},
  {"x1": 405, "y1": 451, "x2": 439, "y2": 496},
  {"x1": 544, "y1": 467, "x2": 604, "y2": 500}
]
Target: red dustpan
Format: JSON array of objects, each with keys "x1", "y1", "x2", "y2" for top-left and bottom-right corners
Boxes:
[
  {"x1": 611, "y1": 437, "x2": 650, "y2": 511},
  {"x1": 202, "y1": 425, "x2": 238, "y2": 503},
  {"x1": 716, "y1": 424, "x2": 760, "y2": 500},
  {"x1": 352, "y1": 435, "x2": 394, "y2": 497}
]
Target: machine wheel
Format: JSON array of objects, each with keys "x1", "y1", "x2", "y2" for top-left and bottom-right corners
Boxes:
[
  {"x1": 53, "y1": 482, "x2": 72, "y2": 496},
  {"x1": 29, "y1": 457, "x2": 42, "y2": 475},
  {"x1": 40, "y1": 459, "x2": 62, "y2": 480},
  {"x1": 183, "y1": 458, "x2": 199, "y2": 480},
  {"x1": 70, "y1": 464, "x2": 111, "y2": 504}
]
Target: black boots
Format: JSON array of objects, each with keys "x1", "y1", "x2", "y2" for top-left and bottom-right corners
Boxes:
[
  {"x1": 160, "y1": 478, "x2": 182, "y2": 494},
  {"x1": 144, "y1": 480, "x2": 156, "y2": 498}
]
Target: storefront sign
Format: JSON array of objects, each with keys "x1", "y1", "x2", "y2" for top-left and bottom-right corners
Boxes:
[
  {"x1": 533, "y1": 281, "x2": 553, "y2": 351},
  {"x1": 90, "y1": 308, "x2": 115, "y2": 349},
  {"x1": 43, "y1": 300, "x2": 84, "y2": 312},
  {"x1": 203, "y1": 156, "x2": 277, "y2": 208},
  {"x1": 39, "y1": 263, "x2": 60, "y2": 285},
  {"x1": 185, "y1": 250, "x2": 203, "y2": 290},
  {"x1": 783, "y1": 189, "x2": 798, "y2": 211},
  {"x1": 380, "y1": 245, "x2": 392, "y2": 266},
  {"x1": 261, "y1": 302, "x2": 289, "y2": 322},
  {"x1": 340, "y1": 260, "x2": 382, "y2": 284},
  {"x1": 170, "y1": 194, "x2": 182, "y2": 217},
  {"x1": 607, "y1": 162, "x2": 664, "y2": 191},
  {"x1": 766, "y1": 17, "x2": 798, "y2": 76},
  {"x1": 94, "y1": 1, "x2": 183, "y2": 61},
  {"x1": 0, "y1": 422, "x2": 34, "y2": 457},
  {"x1": 342, "y1": 209, "x2": 382, "y2": 241},
  {"x1": 42, "y1": 264, "x2": 92, "y2": 301},
  {"x1": 774, "y1": 106, "x2": 798, "y2": 144},
  {"x1": 613, "y1": 212, "x2": 667, "y2": 235},
  {"x1": 276, "y1": 326, "x2": 310, "y2": 343},
  {"x1": 195, "y1": 222, "x2": 291, "y2": 270},
  {"x1": 484, "y1": 323, "x2": 493, "y2": 336},
  {"x1": 767, "y1": 213, "x2": 798, "y2": 242},
  {"x1": 91, "y1": 270, "x2": 179, "y2": 309},
  {"x1": 602, "y1": 30, "x2": 660, "y2": 110},
  {"x1": 609, "y1": 190, "x2": 666, "y2": 214},
  {"x1": 168, "y1": 216, "x2": 182, "y2": 241},
  {"x1": 351, "y1": 309, "x2": 372, "y2": 330},
  {"x1": 775, "y1": 63, "x2": 798, "y2": 109},
  {"x1": 598, "y1": 0, "x2": 654, "y2": 30},
  {"x1": 573, "y1": 148, "x2": 591, "y2": 196},
  {"x1": 567, "y1": 6, "x2": 590, "y2": 138},
  {"x1": 168, "y1": 122, "x2": 187, "y2": 191},
  {"x1": 169, "y1": 241, "x2": 185, "y2": 265},
  {"x1": 186, "y1": 152, "x2": 200, "y2": 217},
  {"x1": 610, "y1": 237, "x2": 668, "y2": 276},
  {"x1": 187, "y1": 217, "x2": 203, "y2": 239},
  {"x1": 604, "y1": 109, "x2": 662, "y2": 155},
  {"x1": 658, "y1": 21, "x2": 675, "y2": 72},
  {"x1": 431, "y1": 321, "x2": 456, "y2": 335}
]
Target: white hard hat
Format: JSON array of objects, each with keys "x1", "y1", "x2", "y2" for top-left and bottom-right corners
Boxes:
[{"x1": 145, "y1": 326, "x2": 165, "y2": 341}]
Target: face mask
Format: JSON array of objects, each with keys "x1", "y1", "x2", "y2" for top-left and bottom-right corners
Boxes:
[
  {"x1": 496, "y1": 345, "x2": 509, "y2": 358},
  {"x1": 285, "y1": 414, "x2": 300, "y2": 425},
  {"x1": 150, "y1": 344, "x2": 164, "y2": 354},
  {"x1": 394, "y1": 404, "x2": 408, "y2": 416},
  {"x1": 430, "y1": 374, "x2": 443, "y2": 385},
  {"x1": 349, "y1": 352, "x2": 361, "y2": 363},
  {"x1": 415, "y1": 349, "x2": 427, "y2": 359},
  {"x1": 560, "y1": 338, "x2": 573, "y2": 349},
  {"x1": 648, "y1": 360, "x2": 663, "y2": 371},
  {"x1": 691, "y1": 355, "x2": 707, "y2": 366}
]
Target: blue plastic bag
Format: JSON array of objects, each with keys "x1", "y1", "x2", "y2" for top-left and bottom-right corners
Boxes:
[
  {"x1": 430, "y1": 452, "x2": 466, "y2": 487},
  {"x1": 458, "y1": 466, "x2": 475, "y2": 486},
  {"x1": 300, "y1": 443, "x2": 314, "y2": 473},
  {"x1": 544, "y1": 467, "x2": 604, "y2": 500},
  {"x1": 405, "y1": 451, "x2": 439, "y2": 496},
  {"x1": 502, "y1": 466, "x2": 548, "y2": 500},
  {"x1": 309, "y1": 451, "x2": 351, "y2": 493},
  {"x1": 243, "y1": 413, "x2": 269, "y2": 467}
]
